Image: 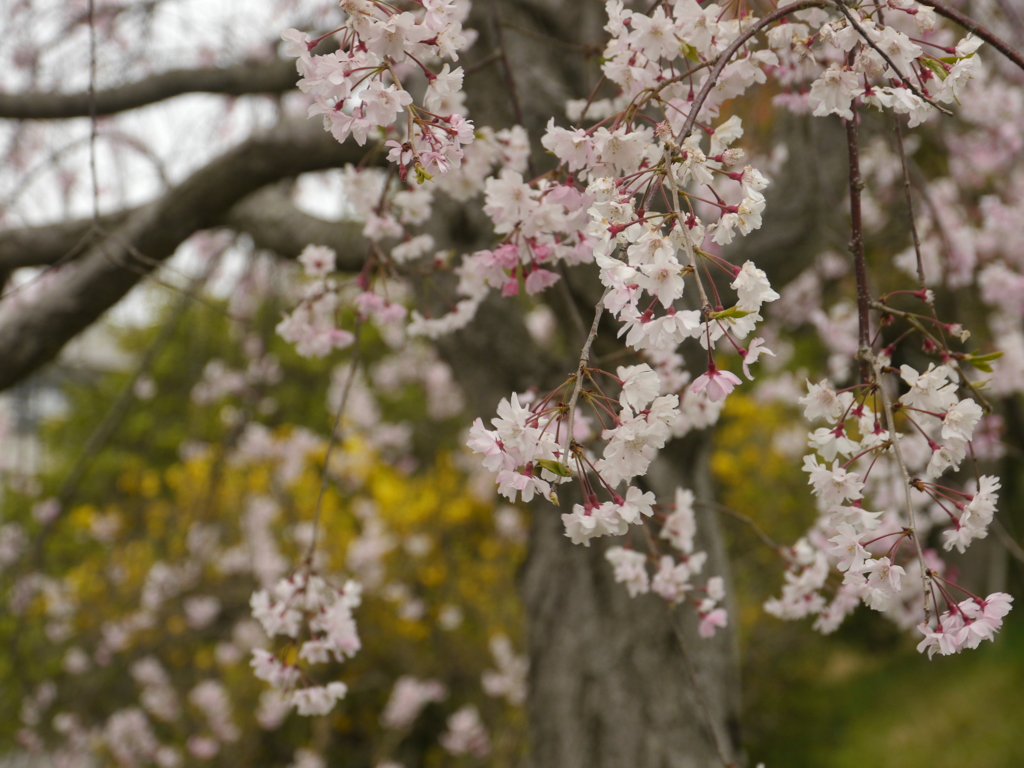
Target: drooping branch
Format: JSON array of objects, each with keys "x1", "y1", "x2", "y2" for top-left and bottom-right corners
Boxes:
[
  {"x1": 53, "y1": 254, "x2": 223, "y2": 514},
  {"x1": 0, "y1": 58, "x2": 298, "y2": 120},
  {"x1": 0, "y1": 118, "x2": 367, "y2": 392}
]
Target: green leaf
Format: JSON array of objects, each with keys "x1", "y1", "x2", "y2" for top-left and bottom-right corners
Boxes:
[
  {"x1": 413, "y1": 164, "x2": 434, "y2": 184},
  {"x1": 969, "y1": 351, "x2": 1004, "y2": 363},
  {"x1": 679, "y1": 43, "x2": 700, "y2": 62},
  {"x1": 536, "y1": 459, "x2": 572, "y2": 478},
  {"x1": 964, "y1": 350, "x2": 1002, "y2": 372},
  {"x1": 920, "y1": 57, "x2": 949, "y2": 81},
  {"x1": 709, "y1": 306, "x2": 754, "y2": 320}
]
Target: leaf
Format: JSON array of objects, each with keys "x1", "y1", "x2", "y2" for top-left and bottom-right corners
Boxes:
[
  {"x1": 964, "y1": 350, "x2": 1003, "y2": 372},
  {"x1": 920, "y1": 57, "x2": 949, "y2": 81},
  {"x1": 709, "y1": 306, "x2": 753, "y2": 320},
  {"x1": 679, "y1": 43, "x2": 700, "y2": 62},
  {"x1": 536, "y1": 459, "x2": 572, "y2": 478},
  {"x1": 414, "y1": 164, "x2": 433, "y2": 184}
]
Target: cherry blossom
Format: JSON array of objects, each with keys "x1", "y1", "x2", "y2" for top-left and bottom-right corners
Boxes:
[{"x1": 691, "y1": 366, "x2": 742, "y2": 403}]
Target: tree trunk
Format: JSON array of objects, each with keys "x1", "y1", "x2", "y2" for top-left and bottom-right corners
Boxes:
[
  {"x1": 445, "y1": 3, "x2": 746, "y2": 766},
  {"x1": 521, "y1": 437, "x2": 742, "y2": 768}
]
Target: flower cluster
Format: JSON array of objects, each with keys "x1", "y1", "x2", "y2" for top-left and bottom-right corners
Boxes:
[
  {"x1": 606, "y1": 487, "x2": 728, "y2": 638},
  {"x1": 764, "y1": 366, "x2": 1011, "y2": 649},
  {"x1": 276, "y1": 245, "x2": 358, "y2": 358},
  {"x1": 805, "y1": 20, "x2": 982, "y2": 127},
  {"x1": 917, "y1": 592, "x2": 1013, "y2": 657},
  {"x1": 283, "y1": 0, "x2": 474, "y2": 182},
  {"x1": 250, "y1": 572, "x2": 362, "y2": 716},
  {"x1": 264, "y1": 0, "x2": 1017, "y2": 711},
  {"x1": 465, "y1": 353, "x2": 738, "y2": 633}
]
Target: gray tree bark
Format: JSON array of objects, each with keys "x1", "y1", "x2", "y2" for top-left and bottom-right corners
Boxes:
[
  {"x1": 447, "y1": 3, "x2": 752, "y2": 766},
  {"x1": 521, "y1": 438, "x2": 742, "y2": 768}
]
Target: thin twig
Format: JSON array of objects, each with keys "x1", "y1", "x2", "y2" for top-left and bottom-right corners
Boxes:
[
  {"x1": 993, "y1": 518, "x2": 1024, "y2": 565},
  {"x1": 492, "y1": 5, "x2": 534, "y2": 179},
  {"x1": 304, "y1": 321, "x2": 363, "y2": 566},
  {"x1": 88, "y1": 0, "x2": 100, "y2": 221},
  {"x1": 561, "y1": 290, "x2": 610, "y2": 471},
  {"x1": 0, "y1": 225, "x2": 102, "y2": 301},
  {"x1": 893, "y1": 116, "x2": 930, "y2": 297},
  {"x1": 555, "y1": 263, "x2": 588, "y2": 342},
  {"x1": 668, "y1": 614, "x2": 737, "y2": 768},
  {"x1": 663, "y1": 146, "x2": 711, "y2": 312},
  {"x1": 91, "y1": 229, "x2": 248, "y2": 323},
  {"x1": 867, "y1": 353, "x2": 933, "y2": 624},
  {"x1": 697, "y1": 500, "x2": 786, "y2": 554},
  {"x1": 498, "y1": 20, "x2": 589, "y2": 52},
  {"x1": 463, "y1": 49, "x2": 502, "y2": 77},
  {"x1": 32, "y1": 254, "x2": 222, "y2": 562}
]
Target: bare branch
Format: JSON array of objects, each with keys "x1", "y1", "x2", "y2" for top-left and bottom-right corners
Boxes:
[
  {"x1": 0, "y1": 188, "x2": 364, "y2": 273},
  {"x1": 0, "y1": 58, "x2": 298, "y2": 120},
  {"x1": 224, "y1": 187, "x2": 365, "y2": 269},
  {"x1": 845, "y1": 112, "x2": 872, "y2": 384},
  {"x1": 0, "y1": 118, "x2": 367, "y2": 392},
  {"x1": 0, "y1": 211, "x2": 133, "y2": 271}
]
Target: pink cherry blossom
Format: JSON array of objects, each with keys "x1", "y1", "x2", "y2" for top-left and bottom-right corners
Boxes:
[{"x1": 690, "y1": 366, "x2": 742, "y2": 403}]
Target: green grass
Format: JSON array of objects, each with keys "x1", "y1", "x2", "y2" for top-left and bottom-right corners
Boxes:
[{"x1": 750, "y1": 615, "x2": 1024, "y2": 768}]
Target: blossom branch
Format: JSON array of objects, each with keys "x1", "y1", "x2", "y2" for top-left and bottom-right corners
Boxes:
[
  {"x1": 834, "y1": 0, "x2": 952, "y2": 116},
  {"x1": 869, "y1": 301, "x2": 993, "y2": 412},
  {"x1": 918, "y1": 0, "x2": 1024, "y2": 73},
  {"x1": 673, "y1": 0, "x2": 832, "y2": 144}
]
